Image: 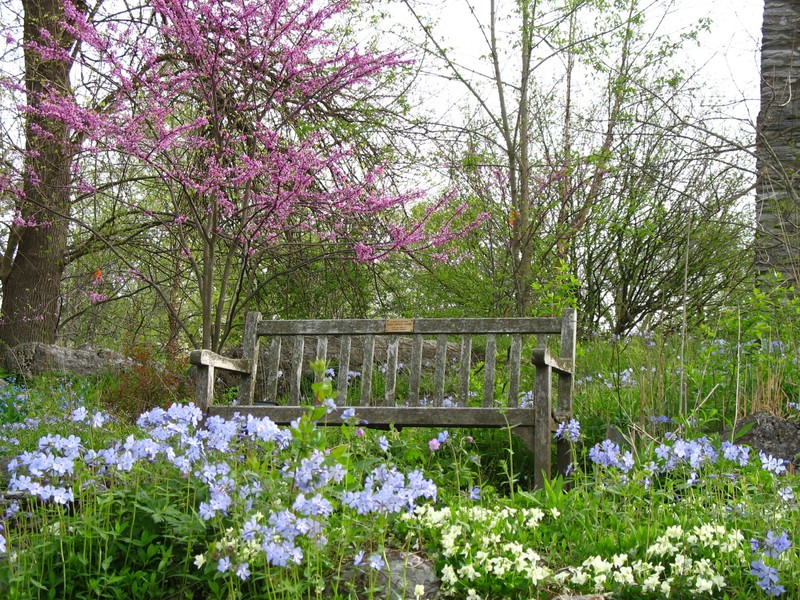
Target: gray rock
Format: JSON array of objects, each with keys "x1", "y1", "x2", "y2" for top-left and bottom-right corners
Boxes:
[
  {"x1": 335, "y1": 549, "x2": 440, "y2": 599},
  {"x1": 722, "y1": 411, "x2": 800, "y2": 468},
  {"x1": 4, "y1": 343, "x2": 133, "y2": 378}
]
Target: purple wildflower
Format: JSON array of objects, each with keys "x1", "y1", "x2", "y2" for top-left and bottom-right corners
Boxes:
[
  {"x1": 217, "y1": 556, "x2": 231, "y2": 573},
  {"x1": 555, "y1": 418, "x2": 581, "y2": 442},
  {"x1": 368, "y1": 553, "x2": 385, "y2": 571},
  {"x1": 760, "y1": 452, "x2": 787, "y2": 475},
  {"x1": 751, "y1": 559, "x2": 785, "y2": 596}
]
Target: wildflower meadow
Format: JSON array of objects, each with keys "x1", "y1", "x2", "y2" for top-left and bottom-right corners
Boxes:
[{"x1": 1, "y1": 301, "x2": 800, "y2": 599}]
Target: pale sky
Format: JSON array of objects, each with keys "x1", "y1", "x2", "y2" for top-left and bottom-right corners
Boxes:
[{"x1": 385, "y1": 0, "x2": 764, "y2": 127}]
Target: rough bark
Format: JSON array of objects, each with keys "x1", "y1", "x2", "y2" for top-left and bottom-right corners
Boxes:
[
  {"x1": 755, "y1": 0, "x2": 800, "y2": 287},
  {"x1": 0, "y1": 0, "x2": 80, "y2": 347}
]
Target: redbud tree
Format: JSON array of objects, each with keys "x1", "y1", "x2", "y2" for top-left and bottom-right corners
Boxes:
[{"x1": 1, "y1": 0, "x2": 477, "y2": 350}]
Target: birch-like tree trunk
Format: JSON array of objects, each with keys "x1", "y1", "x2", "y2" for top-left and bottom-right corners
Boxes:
[{"x1": 755, "y1": 0, "x2": 800, "y2": 288}]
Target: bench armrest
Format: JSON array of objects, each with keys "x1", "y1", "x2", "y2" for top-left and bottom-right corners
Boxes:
[
  {"x1": 531, "y1": 347, "x2": 574, "y2": 375},
  {"x1": 189, "y1": 349, "x2": 252, "y2": 374}
]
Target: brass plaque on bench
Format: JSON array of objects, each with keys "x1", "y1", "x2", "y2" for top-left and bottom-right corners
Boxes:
[{"x1": 385, "y1": 318, "x2": 415, "y2": 333}]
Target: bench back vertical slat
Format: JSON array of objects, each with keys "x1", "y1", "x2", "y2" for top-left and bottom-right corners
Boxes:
[
  {"x1": 385, "y1": 335, "x2": 399, "y2": 405},
  {"x1": 408, "y1": 334, "x2": 423, "y2": 406},
  {"x1": 360, "y1": 335, "x2": 375, "y2": 406},
  {"x1": 507, "y1": 334, "x2": 522, "y2": 407},
  {"x1": 433, "y1": 334, "x2": 448, "y2": 406},
  {"x1": 264, "y1": 337, "x2": 281, "y2": 404},
  {"x1": 458, "y1": 334, "x2": 472, "y2": 406},
  {"x1": 483, "y1": 334, "x2": 497, "y2": 407},
  {"x1": 314, "y1": 337, "x2": 328, "y2": 384},
  {"x1": 337, "y1": 336, "x2": 352, "y2": 405},
  {"x1": 290, "y1": 335, "x2": 304, "y2": 403},
  {"x1": 238, "y1": 312, "x2": 261, "y2": 406}
]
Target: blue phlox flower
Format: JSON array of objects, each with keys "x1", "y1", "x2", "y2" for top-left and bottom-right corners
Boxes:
[
  {"x1": 198, "y1": 501, "x2": 216, "y2": 520},
  {"x1": 764, "y1": 530, "x2": 791, "y2": 558},
  {"x1": 777, "y1": 486, "x2": 795, "y2": 503},
  {"x1": 137, "y1": 406, "x2": 168, "y2": 428},
  {"x1": 469, "y1": 486, "x2": 481, "y2": 501},
  {"x1": 555, "y1": 418, "x2": 581, "y2": 442},
  {"x1": 589, "y1": 439, "x2": 633, "y2": 472},
  {"x1": 235, "y1": 562, "x2": 250, "y2": 581},
  {"x1": 341, "y1": 407, "x2": 356, "y2": 420},
  {"x1": 648, "y1": 415, "x2": 672, "y2": 424},
  {"x1": 241, "y1": 516, "x2": 264, "y2": 542},
  {"x1": 293, "y1": 492, "x2": 333, "y2": 518},
  {"x1": 217, "y1": 556, "x2": 231, "y2": 573},
  {"x1": 91, "y1": 411, "x2": 107, "y2": 428},
  {"x1": 166, "y1": 403, "x2": 203, "y2": 427},
  {"x1": 262, "y1": 539, "x2": 303, "y2": 567},
  {"x1": 721, "y1": 441, "x2": 751, "y2": 467},
  {"x1": 368, "y1": 553, "x2": 385, "y2": 571},
  {"x1": 71, "y1": 407, "x2": 89, "y2": 423},
  {"x1": 751, "y1": 559, "x2": 785, "y2": 596},
  {"x1": 246, "y1": 415, "x2": 281, "y2": 442},
  {"x1": 437, "y1": 430, "x2": 449, "y2": 444},
  {"x1": 353, "y1": 550, "x2": 365, "y2": 566},
  {"x1": 760, "y1": 452, "x2": 787, "y2": 475},
  {"x1": 268, "y1": 510, "x2": 301, "y2": 541},
  {"x1": 378, "y1": 435, "x2": 389, "y2": 452}
]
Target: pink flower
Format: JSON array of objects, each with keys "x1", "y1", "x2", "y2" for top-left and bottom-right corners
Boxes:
[
  {"x1": 355, "y1": 428, "x2": 365, "y2": 437},
  {"x1": 428, "y1": 438, "x2": 440, "y2": 451}
]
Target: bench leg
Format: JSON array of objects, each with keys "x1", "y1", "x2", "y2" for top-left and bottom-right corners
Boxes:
[
  {"x1": 533, "y1": 364, "x2": 552, "y2": 490},
  {"x1": 195, "y1": 364, "x2": 214, "y2": 412}
]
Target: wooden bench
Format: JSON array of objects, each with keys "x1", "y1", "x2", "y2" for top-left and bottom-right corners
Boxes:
[{"x1": 189, "y1": 309, "x2": 576, "y2": 489}]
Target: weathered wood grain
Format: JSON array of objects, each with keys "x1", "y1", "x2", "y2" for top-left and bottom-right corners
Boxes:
[{"x1": 208, "y1": 405, "x2": 537, "y2": 427}]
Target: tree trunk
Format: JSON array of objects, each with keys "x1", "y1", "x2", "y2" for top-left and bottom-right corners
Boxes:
[
  {"x1": 0, "y1": 0, "x2": 78, "y2": 347},
  {"x1": 755, "y1": 0, "x2": 800, "y2": 288}
]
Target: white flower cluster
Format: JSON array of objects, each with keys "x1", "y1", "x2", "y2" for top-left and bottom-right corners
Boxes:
[
  {"x1": 554, "y1": 523, "x2": 745, "y2": 597},
  {"x1": 404, "y1": 504, "x2": 552, "y2": 596}
]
